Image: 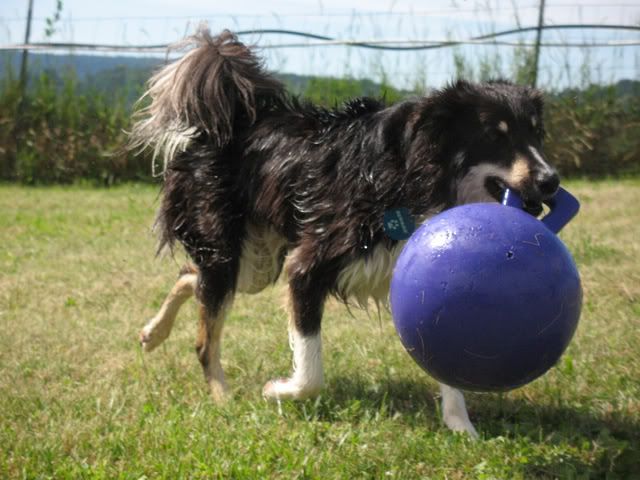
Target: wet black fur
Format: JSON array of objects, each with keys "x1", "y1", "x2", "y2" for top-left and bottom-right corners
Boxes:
[{"x1": 143, "y1": 30, "x2": 552, "y2": 339}]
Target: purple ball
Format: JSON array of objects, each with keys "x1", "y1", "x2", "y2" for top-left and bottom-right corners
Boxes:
[{"x1": 390, "y1": 202, "x2": 582, "y2": 392}]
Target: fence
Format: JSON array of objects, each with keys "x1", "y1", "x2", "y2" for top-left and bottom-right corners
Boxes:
[
  {"x1": 1, "y1": 2, "x2": 638, "y2": 183},
  {"x1": 2, "y1": 1, "x2": 640, "y2": 90}
]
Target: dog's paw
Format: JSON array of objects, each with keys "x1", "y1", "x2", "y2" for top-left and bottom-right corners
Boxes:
[
  {"x1": 139, "y1": 320, "x2": 169, "y2": 352},
  {"x1": 443, "y1": 414, "x2": 479, "y2": 439},
  {"x1": 440, "y1": 384, "x2": 479, "y2": 439},
  {"x1": 262, "y1": 378, "x2": 322, "y2": 401},
  {"x1": 208, "y1": 381, "x2": 230, "y2": 405}
]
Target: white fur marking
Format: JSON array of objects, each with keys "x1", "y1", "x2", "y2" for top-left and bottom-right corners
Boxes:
[
  {"x1": 237, "y1": 224, "x2": 287, "y2": 294},
  {"x1": 457, "y1": 164, "x2": 510, "y2": 205},
  {"x1": 336, "y1": 242, "x2": 406, "y2": 307},
  {"x1": 263, "y1": 330, "x2": 324, "y2": 400},
  {"x1": 440, "y1": 383, "x2": 478, "y2": 438},
  {"x1": 528, "y1": 145, "x2": 553, "y2": 174},
  {"x1": 497, "y1": 121, "x2": 509, "y2": 133},
  {"x1": 130, "y1": 46, "x2": 204, "y2": 175}
]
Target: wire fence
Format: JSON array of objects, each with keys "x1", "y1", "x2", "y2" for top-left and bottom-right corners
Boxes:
[
  {"x1": 1, "y1": 3, "x2": 639, "y2": 90},
  {"x1": 1, "y1": 3, "x2": 639, "y2": 183},
  {"x1": 2, "y1": 25, "x2": 640, "y2": 52}
]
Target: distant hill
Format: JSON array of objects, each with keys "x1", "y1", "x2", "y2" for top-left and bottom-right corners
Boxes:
[
  {"x1": 2, "y1": 51, "x2": 637, "y2": 106},
  {"x1": 3, "y1": 52, "x2": 317, "y2": 88},
  {"x1": 1, "y1": 51, "x2": 407, "y2": 106},
  {"x1": 3, "y1": 51, "x2": 161, "y2": 80},
  {"x1": 1, "y1": 52, "x2": 334, "y2": 93}
]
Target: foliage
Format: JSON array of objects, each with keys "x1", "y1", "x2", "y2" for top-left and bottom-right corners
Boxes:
[
  {"x1": 545, "y1": 84, "x2": 640, "y2": 177},
  {"x1": 302, "y1": 75, "x2": 404, "y2": 106},
  {"x1": 44, "y1": 0, "x2": 64, "y2": 39},
  {"x1": 0, "y1": 66, "x2": 151, "y2": 185},
  {"x1": 0, "y1": 59, "x2": 638, "y2": 184}
]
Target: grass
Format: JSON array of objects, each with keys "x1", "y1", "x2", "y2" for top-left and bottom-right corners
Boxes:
[{"x1": 0, "y1": 179, "x2": 639, "y2": 479}]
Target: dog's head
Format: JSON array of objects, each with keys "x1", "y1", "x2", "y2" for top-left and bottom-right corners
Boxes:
[{"x1": 430, "y1": 80, "x2": 558, "y2": 215}]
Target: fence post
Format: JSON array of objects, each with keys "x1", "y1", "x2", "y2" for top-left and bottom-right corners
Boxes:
[
  {"x1": 19, "y1": 0, "x2": 35, "y2": 94},
  {"x1": 532, "y1": 0, "x2": 546, "y2": 87},
  {"x1": 8, "y1": 0, "x2": 35, "y2": 181}
]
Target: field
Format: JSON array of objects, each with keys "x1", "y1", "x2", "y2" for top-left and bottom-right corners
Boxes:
[{"x1": 1, "y1": 180, "x2": 639, "y2": 479}]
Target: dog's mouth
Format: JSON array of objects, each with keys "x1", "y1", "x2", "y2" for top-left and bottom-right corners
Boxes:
[{"x1": 485, "y1": 176, "x2": 543, "y2": 217}]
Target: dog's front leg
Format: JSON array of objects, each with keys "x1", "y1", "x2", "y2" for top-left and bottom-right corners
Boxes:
[
  {"x1": 440, "y1": 383, "x2": 478, "y2": 439},
  {"x1": 262, "y1": 325, "x2": 324, "y2": 400},
  {"x1": 263, "y1": 249, "x2": 330, "y2": 400}
]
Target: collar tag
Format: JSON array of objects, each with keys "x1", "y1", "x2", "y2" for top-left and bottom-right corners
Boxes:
[{"x1": 383, "y1": 208, "x2": 416, "y2": 241}]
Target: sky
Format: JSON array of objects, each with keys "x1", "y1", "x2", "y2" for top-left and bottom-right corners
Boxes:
[{"x1": 2, "y1": 0, "x2": 639, "y2": 89}]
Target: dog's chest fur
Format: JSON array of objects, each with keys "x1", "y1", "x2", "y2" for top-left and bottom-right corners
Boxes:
[{"x1": 236, "y1": 221, "x2": 406, "y2": 305}]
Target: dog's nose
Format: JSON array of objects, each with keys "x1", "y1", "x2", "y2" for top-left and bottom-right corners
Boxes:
[{"x1": 537, "y1": 171, "x2": 560, "y2": 198}]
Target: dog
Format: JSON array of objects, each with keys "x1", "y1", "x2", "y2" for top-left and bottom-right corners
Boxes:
[{"x1": 130, "y1": 28, "x2": 560, "y2": 439}]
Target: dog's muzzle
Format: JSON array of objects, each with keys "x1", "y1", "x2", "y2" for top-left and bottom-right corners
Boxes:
[{"x1": 485, "y1": 170, "x2": 560, "y2": 217}]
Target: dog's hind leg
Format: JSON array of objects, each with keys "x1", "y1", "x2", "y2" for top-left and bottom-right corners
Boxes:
[
  {"x1": 196, "y1": 301, "x2": 230, "y2": 404},
  {"x1": 140, "y1": 264, "x2": 198, "y2": 352},
  {"x1": 440, "y1": 383, "x2": 478, "y2": 439},
  {"x1": 195, "y1": 262, "x2": 239, "y2": 404}
]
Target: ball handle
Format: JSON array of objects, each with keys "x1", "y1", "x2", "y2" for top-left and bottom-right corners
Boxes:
[{"x1": 502, "y1": 187, "x2": 580, "y2": 234}]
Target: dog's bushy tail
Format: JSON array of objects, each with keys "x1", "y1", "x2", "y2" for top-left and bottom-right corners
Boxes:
[{"x1": 130, "y1": 27, "x2": 285, "y2": 174}]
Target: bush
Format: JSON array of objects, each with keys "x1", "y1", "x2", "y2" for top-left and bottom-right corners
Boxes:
[
  {"x1": 302, "y1": 76, "x2": 404, "y2": 106},
  {"x1": 545, "y1": 84, "x2": 640, "y2": 177},
  {"x1": 0, "y1": 65, "x2": 638, "y2": 184},
  {"x1": 0, "y1": 68, "x2": 152, "y2": 185}
]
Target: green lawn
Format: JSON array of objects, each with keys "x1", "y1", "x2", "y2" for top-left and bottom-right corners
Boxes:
[{"x1": 1, "y1": 180, "x2": 638, "y2": 479}]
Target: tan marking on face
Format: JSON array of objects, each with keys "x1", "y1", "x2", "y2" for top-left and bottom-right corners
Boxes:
[
  {"x1": 531, "y1": 116, "x2": 538, "y2": 128},
  {"x1": 507, "y1": 157, "x2": 530, "y2": 187},
  {"x1": 497, "y1": 121, "x2": 509, "y2": 133}
]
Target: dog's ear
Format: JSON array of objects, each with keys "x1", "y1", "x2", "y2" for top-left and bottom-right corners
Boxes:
[
  {"x1": 393, "y1": 83, "x2": 474, "y2": 170},
  {"x1": 375, "y1": 101, "x2": 417, "y2": 155},
  {"x1": 414, "y1": 80, "x2": 480, "y2": 144}
]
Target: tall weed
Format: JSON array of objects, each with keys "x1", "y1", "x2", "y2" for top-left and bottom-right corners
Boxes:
[
  {"x1": 545, "y1": 85, "x2": 640, "y2": 177},
  {"x1": 0, "y1": 61, "x2": 637, "y2": 183},
  {"x1": 1, "y1": 66, "x2": 151, "y2": 185}
]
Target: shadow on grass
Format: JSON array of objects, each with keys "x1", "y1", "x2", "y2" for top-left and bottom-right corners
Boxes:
[
  {"x1": 328, "y1": 376, "x2": 438, "y2": 417},
  {"x1": 279, "y1": 376, "x2": 440, "y2": 426},
  {"x1": 470, "y1": 394, "x2": 640, "y2": 478},
  {"x1": 309, "y1": 375, "x2": 640, "y2": 477}
]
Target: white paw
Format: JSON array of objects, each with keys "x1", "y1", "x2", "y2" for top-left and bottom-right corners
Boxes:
[
  {"x1": 262, "y1": 378, "x2": 322, "y2": 400},
  {"x1": 443, "y1": 412, "x2": 479, "y2": 439},
  {"x1": 440, "y1": 384, "x2": 479, "y2": 439},
  {"x1": 139, "y1": 319, "x2": 170, "y2": 352}
]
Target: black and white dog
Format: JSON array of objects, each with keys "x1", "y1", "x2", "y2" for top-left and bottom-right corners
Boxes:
[{"x1": 131, "y1": 28, "x2": 559, "y2": 438}]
